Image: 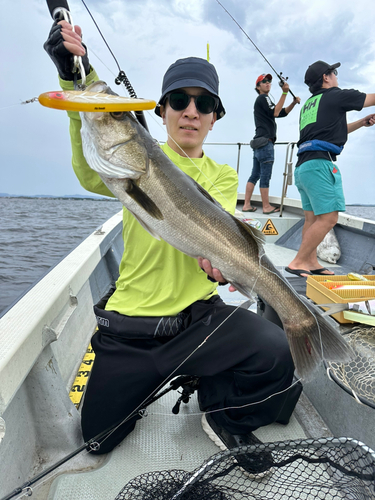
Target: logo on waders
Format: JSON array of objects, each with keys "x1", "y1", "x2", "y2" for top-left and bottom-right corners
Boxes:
[{"x1": 96, "y1": 315, "x2": 109, "y2": 328}]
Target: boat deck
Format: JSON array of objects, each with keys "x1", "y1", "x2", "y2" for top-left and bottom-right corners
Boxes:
[
  {"x1": 48, "y1": 204, "x2": 337, "y2": 500},
  {"x1": 49, "y1": 383, "x2": 325, "y2": 500},
  {"x1": 1, "y1": 201, "x2": 375, "y2": 500}
]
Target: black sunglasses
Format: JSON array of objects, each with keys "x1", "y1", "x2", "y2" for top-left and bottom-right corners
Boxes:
[
  {"x1": 167, "y1": 91, "x2": 219, "y2": 114},
  {"x1": 260, "y1": 79, "x2": 271, "y2": 84}
]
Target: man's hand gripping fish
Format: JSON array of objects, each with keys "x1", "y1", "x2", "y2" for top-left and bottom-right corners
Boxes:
[{"x1": 80, "y1": 81, "x2": 353, "y2": 381}]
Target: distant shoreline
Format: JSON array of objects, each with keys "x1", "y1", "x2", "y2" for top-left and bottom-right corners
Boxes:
[
  {"x1": 0, "y1": 194, "x2": 117, "y2": 201},
  {"x1": 0, "y1": 195, "x2": 374, "y2": 207}
]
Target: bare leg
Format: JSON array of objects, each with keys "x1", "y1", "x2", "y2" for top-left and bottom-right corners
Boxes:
[
  {"x1": 243, "y1": 182, "x2": 256, "y2": 211},
  {"x1": 288, "y1": 210, "x2": 338, "y2": 276},
  {"x1": 260, "y1": 187, "x2": 279, "y2": 214}
]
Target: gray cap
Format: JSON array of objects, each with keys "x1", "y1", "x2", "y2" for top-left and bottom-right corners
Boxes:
[{"x1": 155, "y1": 57, "x2": 226, "y2": 120}]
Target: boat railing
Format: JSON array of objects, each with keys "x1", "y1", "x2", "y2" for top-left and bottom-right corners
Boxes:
[{"x1": 204, "y1": 141, "x2": 298, "y2": 216}]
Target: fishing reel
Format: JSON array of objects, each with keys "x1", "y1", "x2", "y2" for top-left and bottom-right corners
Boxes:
[
  {"x1": 278, "y1": 73, "x2": 289, "y2": 88},
  {"x1": 171, "y1": 376, "x2": 200, "y2": 414}
]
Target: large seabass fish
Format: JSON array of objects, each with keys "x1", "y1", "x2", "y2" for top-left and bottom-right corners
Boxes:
[{"x1": 80, "y1": 80, "x2": 351, "y2": 380}]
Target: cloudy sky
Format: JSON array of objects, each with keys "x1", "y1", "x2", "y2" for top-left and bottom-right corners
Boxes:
[{"x1": 1, "y1": 0, "x2": 374, "y2": 203}]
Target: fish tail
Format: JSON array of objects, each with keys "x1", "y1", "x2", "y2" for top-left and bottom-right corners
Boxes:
[{"x1": 285, "y1": 312, "x2": 354, "y2": 381}]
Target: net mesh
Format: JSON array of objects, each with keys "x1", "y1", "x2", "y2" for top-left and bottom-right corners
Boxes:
[
  {"x1": 328, "y1": 326, "x2": 375, "y2": 408},
  {"x1": 114, "y1": 437, "x2": 375, "y2": 500}
]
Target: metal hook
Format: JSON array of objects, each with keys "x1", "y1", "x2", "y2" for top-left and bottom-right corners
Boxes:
[{"x1": 59, "y1": 7, "x2": 86, "y2": 88}]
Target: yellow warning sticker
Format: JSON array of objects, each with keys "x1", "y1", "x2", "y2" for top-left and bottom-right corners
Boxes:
[
  {"x1": 69, "y1": 342, "x2": 95, "y2": 408},
  {"x1": 262, "y1": 219, "x2": 279, "y2": 235}
]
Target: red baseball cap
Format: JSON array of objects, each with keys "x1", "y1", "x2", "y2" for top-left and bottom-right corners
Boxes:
[{"x1": 256, "y1": 73, "x2": 272, "y2": 86}]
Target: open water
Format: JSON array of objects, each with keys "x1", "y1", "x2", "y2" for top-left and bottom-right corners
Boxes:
[
  {"x1": 0, "y1": 197, "x2": 122, "y2": 315},
  {"x1": 0, "y1": 197, "x2": 374, "y2": 315}
]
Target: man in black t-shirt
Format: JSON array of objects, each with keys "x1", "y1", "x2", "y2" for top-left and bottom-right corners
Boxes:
[
  {"x1": 243, "y1": 74, "x2": 300, "y2": 214},
  {"x1": 286, "y1": 60, "x2": 375, "y2": 278}
]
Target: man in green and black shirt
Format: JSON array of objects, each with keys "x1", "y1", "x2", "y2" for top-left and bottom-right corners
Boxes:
[{"x1": 286, "y1": 60, "x2": 375, "y2": 278}]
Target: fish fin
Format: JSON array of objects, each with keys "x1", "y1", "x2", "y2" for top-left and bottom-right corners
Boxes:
[
  {"x1": 285, "y1": 303, "x2": 354, "y2": 381},
  {"x1": 319, "y1": 303, "x2": 348, "y2": 316},
  {"x1": 125, "y1": 179, "x2": 164, "y2": 220},
  {"x1": 128, "y1": 210, "x2": 161, "y2": 240},
  {"x1": 232, "y1": 217, "x2": 266, "y2": 246}
]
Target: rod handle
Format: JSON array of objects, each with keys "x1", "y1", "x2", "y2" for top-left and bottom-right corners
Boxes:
[{"x1": 46, "y1": 0, "x2": 70, "y2": 20}]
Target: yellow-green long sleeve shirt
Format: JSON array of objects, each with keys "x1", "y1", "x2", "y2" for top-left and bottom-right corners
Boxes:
[{"x1": 60, "y1": 73, "x2": 239, "y2": 316}]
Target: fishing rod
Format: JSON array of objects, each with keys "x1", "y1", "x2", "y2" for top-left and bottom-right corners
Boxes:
[
  {"x1": 46, "y1": 0, "x2": 149, "y2": 130},
  {"x1": 0, "y1": 375, "x2": 199, "y2": 500},
  {"x1": 215, "y1": 0, "x2": 297, "y2": 100}
]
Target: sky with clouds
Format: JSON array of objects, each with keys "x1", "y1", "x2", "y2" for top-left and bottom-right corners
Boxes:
[{"x1": 1, "y1": 0, "x2": 374, "y2": 203}]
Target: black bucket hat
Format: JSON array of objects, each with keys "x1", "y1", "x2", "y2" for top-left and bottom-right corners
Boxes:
[
  {"x1": 304, "y1": 60, "x2": 341, "y2": 86},
  {"x1": 155, "y1": 57, "x2": 226, "y2": 120}
]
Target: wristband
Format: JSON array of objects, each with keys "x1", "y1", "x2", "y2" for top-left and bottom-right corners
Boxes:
[{"x1": 282, "y1": 92, "x2": 288, "y2": 95}]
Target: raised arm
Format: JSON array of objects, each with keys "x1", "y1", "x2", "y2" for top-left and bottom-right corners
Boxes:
[
  {"x1": 274, "y1": 82, "x2": 289, "y2": 117},
  {"x1": 363, "y1": 94, "x2": 375, "y2": 108},
  {"x1": 347, "y1": 113, "x2": 375, "y2": 133},
  {"x1": 44, "y1": 19, "x2": 114, "y2": 197},
  {"x1": 284, "y1": 96, "x2": 301, "y2": 114}
]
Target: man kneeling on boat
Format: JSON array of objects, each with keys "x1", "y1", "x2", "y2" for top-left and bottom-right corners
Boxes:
[{"x1": 44, "y1": 20, "x2": 301, "y2": 476}]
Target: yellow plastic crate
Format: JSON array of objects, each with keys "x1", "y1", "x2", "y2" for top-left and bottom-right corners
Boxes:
[{"x1": 306, "y1": 275, "x2": 375, "y2": 324}]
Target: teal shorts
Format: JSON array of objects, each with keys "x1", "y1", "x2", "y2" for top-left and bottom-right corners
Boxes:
[{"x1": 294, "y1": 159, "x2": 346, "y2": 215}]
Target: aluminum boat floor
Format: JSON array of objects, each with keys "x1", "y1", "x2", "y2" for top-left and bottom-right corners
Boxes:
[
  {"x1": 48, "y1": 238, "x2": 336, "y2": 500},
  {"x1": 48, "y1": 389, "x2": 307, "y2": 500}
]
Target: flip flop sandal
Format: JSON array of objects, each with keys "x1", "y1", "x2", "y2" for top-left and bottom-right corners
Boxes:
[
  {"x1": 310, "y1": 268, "x2": 335, "y2": 275},
  {"x1": 263, "y1": 207, "x2": 280, "y2": 215},
  {"x1": 285, "y1": 266, "x2": 312, "y2": 277}
]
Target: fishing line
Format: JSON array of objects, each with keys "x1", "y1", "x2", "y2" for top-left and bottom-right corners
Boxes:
[
  {"x1": 145, "y1": 111, "x2": 240, "y2": 214},
  {"x1": 258, "y1": 251, "x2": 326, "y2": 361},
  {"x1": 21, "y1": 1, "x2": 277, "y2": 457},
  {"x1": 76, "y1": 0, "x2": 149, "y2": 130},
  {"x1": 214, "y1": 0, "x2": 297, "y2": 99},
  {"x1": 2, "y1": 7, "x2": 319, "y2": 499},
  {"x1": 0, "y1": 301, "x2": 255, "y2": 500},
  {"x1": 60, "y1": 0, "x2": 241, "y2": 215},
  {"x1": 2, "y1": 374, "x2": 303, "y2": 500},
  {"x1": 149, "y1": 376, "x2": 303, "y2": 417},
  {"x1": 89, "y1": 300, "x2": 252, "y2": 448},
  {"x1": 0, "y1": 102, "x2": 32, "y2": 110},
  {"x1": 96, "y1": 0, "x2": 337, "y2": 437},
  {"x1": 79, "y1": 0, "x2": 121, "y2": 74}
]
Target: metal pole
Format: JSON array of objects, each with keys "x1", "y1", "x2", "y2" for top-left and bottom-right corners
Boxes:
[
  {"x1": 279, "y1": 142, "x2": 296, "y2": 217},
  {"x1": 236, "y1": 143, "x2": 242, "y2": 174}
]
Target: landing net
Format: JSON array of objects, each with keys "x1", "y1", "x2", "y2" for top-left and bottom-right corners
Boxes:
[
  {"x1": 327, "y1": 326, "x2": 375, "y2": 408},
  {"x1": 114, "y1": 437, "x2": 375, "y2": 500}
]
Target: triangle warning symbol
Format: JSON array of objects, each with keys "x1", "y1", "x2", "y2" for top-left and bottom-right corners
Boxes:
[{"x1": 262, "y1": 219, "x2": 278, "y2": 235}]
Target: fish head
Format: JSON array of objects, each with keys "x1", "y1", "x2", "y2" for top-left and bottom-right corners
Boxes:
[{"x1": 80, "y1": 81, "x2": 148, "y2": 180}]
